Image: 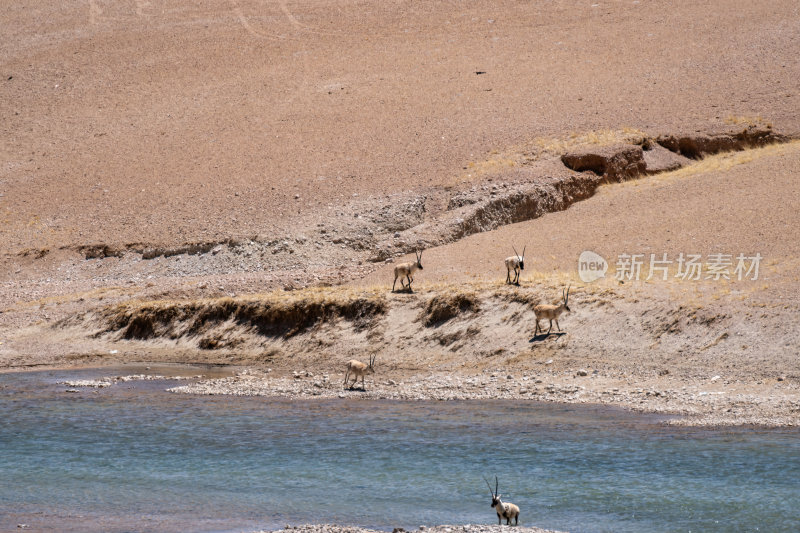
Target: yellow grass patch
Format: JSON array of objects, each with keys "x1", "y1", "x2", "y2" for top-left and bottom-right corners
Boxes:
[
  {"x1": 611, "y1": 140, "x2": 800, "y2": 190},
  {"x1": 452, "y1": 127, "x2": 647, "y2": 185},
  {"x1": 526, "y1": 127, "x2": 648, "y2": 159},
  {"x1": 724, "y1": 115, "x2": 773, "y2": 128},
  {"x1": 93, "y1": 286, "x2": 389, "y2": 341}
]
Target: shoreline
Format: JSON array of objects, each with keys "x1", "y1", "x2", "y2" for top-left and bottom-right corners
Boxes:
[
  {"x1": 258, "y1": 525, "x2": 564, "y2": 533},
  {"x1": 3, "y1": 361, "x2": 799, "y2": 427},
  {"x1": 37, "y1": 362, "x2": 796, "y2": 428},
  {"x1": 169, "y1": 369, "x2": 800, "y2": 427}
]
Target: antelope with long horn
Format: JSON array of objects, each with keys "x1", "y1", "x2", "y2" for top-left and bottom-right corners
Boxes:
[
  {"x1": 343, "y1": 354, "x2": 376, "y2": 390},
  {"x1": 504, "y1": 245, "x2": 526, "y2": 285},
  {"x1": 392, "y1": 249, "x2": 423, "y2": 292},
  {"x1": 484, "y1": 476, "x2": 520, "y2": 526},
  {"x1": 533, "y1": 286, "x2": 571, "y2": 336}
]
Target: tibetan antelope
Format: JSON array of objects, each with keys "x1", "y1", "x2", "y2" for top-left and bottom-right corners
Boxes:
[
  {"x1": 533, "y1": 286, "x2": 571, "y2": 336},
  {"x1": 392, "y1": 249, "x2": 423, "y2": 292},
  {"x1": 504, "y1": 245, "x2": 526, "y2": 285},
  {"x1": 343, "y1": 354, "x2": 376, "y2": 389},
  {"x1": 484, "y1": 476, "x2": 520, "y2": 526}
]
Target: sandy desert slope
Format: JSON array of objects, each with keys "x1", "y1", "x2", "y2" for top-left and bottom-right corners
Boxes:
[
  {"x1": 2, "y1": 0, "x2": 799, "y2": 253},
  {"x1": 359, "y1": 141, "x2": 800, "y2": 300}
]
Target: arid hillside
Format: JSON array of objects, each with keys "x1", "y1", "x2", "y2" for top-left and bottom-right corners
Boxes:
[
  {"x1": 2, "y1": 0, "x2": 799, "y2": 256},
  {"x1": 360, "y1": 140, "x2": 800, "y2": 301}
]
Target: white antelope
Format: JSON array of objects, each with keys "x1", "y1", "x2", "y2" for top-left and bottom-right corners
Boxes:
[
  {"x1": 392, "y1": 249, "x2": 423, "y2": 292},
  {"x1": 484, "y1": 476, "x2": 520, "y2": 526},
  {"x1": 343, "y1": 354, "x2": 376, "y2": 389},
  {"x1": 533, "y1": 286, "x2": 571, "y2": 336},
  {"x1": 504, "y1": 245, "x2": 526, "y2": 285}
]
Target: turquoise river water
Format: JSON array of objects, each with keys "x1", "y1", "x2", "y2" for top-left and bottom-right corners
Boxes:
[{"x1": 0, "y1": 366, "x2": 798, "y2": 532}]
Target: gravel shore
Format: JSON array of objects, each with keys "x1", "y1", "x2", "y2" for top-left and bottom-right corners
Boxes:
[
  {"x1": 257, "y1": 524, "x2": 563, "y2": 533},
  {"x1": 168, "y1": 369, "x2": 800, "y2": 427}
]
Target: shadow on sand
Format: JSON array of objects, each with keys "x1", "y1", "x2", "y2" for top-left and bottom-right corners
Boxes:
[
  {"x1": 530, "y1": 332, "x2": 566, "y2": 342},
  {"x1": 391, "y1": 286, "x2": 414, "y2": 294}
]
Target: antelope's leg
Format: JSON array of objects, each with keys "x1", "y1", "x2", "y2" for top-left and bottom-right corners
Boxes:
[
  {"x1": 506, "y1": 269, "x2": 511, "y2": 283},
  {"x1": 555, "y1": 319, "x2": 561, "y2": 332},
  {"x1": 547, "y1": 319, "x2": 553, "y2": 334},
  {"x1": 407, "y1": 274, "x2": 412, "y2": 287},
  {"x1": 534, "y1": 320, "x2": 540, "y2": 336},
  {"x1": 392, "y1": 276, "x2": 397, "y2": 292},
  {"x1": 343, "y1": 370, "x2": 349, "y2": 387}
]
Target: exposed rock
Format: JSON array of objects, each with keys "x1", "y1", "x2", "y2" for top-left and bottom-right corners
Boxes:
[
  {"x1": 561, "y1": 144, "x2": 646, "y2": 181},
  {"x1": 141, "y1": 241, "x2": 217, "y2": 260},
  {"x1": 642, "y1": 144, "x2": 692, "y2": 173},
  {"x1": 656, "y1": 126, "x2": 786, "y2": 159},
  {"x1": 77, "y1": 244, "x2": 124, "y2": 259}
]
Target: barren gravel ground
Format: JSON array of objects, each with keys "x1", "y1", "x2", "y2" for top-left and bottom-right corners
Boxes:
[{"x1": 2, "y1": 0, "x2": 799, "y2": 253}]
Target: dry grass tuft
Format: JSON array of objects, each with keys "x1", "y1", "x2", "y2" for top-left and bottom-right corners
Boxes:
[
  {"x1": 527, "y1": 127, "x2": 648, "y2": 159},
  {"x1": 452, "y1": 127, "x2": 648, "y2": 185},
  {"x1": 420, "y1": 292, "x2": 481, "y2": 327},
  {"x1": 98, "y1": 288, "x2": 388, "y2": 342},
  {"x1": 613, "y1": 140, "x2": 800, "y2": 189},
  {"x1": 724, "y1": 115, "x2": 773, "y2": 128}
]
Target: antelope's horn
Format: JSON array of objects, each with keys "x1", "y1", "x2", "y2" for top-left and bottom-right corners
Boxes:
[
  {"x1": 512, "y1": 245, "x2": 519, "y2": 258},
  {"x1": 483, "y1": 476, "x2": 494, "y2": 496},
  {"x1": 495, "y1": 476, "x2": 499, "y2": 496},
  {"x1": 522, "y1": 245, "x2": 526, "y2": 258}
]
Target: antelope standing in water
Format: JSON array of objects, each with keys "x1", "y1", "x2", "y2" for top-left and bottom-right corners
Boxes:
[
  {"x1": 392, "y1": 249, "x2": 423, "y2": 292},
  {"x1": 484, "y1": 476, "x2": 520, "y2": 526},
  {"x1": 504, "y1": 245, "x2": 526, "y2": 285},
  {"x1": 343, "y1": 354, "x2": 376, "y2": 389},
  {"x1": 533, "y1": 286, "x2": 571, "y2": 336}
]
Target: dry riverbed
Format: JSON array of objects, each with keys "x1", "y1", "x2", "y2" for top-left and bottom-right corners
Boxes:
[{"x1": 168, "y1": 368, "x2": 800, "y2": 427}]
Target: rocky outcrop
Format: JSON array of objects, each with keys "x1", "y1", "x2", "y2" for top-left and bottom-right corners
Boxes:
[
  {"x1": 560, "y1": 144, "x2": 646, "y2": 181},
  {"x1": 77, "y1": 244, "x2": 125, "y2": 259},
  {"x1": 656, "y1": 126, "x2": 786, "y2": 159},
  {"x1": 370, "y1": 172, "x2": 602, "y2": 261},
  {"x1": 642, "y1": 144, "x2": 693, "y2": 173}
]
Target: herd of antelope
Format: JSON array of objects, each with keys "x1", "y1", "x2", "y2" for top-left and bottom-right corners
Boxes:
[
  {"x1": 347, "y1": 245, "x2": 572, "y2": 387},
  {"x1": 391, "y1": 246, "x2": 571, "y2": 340},
  {"x1": 343, "y1": 247, "x2": 547, "y2": 524}
]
